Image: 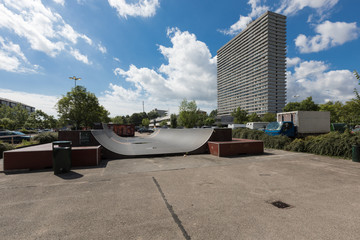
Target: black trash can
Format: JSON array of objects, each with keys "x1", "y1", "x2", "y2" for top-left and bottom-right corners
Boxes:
[
  {"x1": 52, "y1": 141, "x2": 72, "y2": 174},
  {"x1": 352, "y1": 145, "x2": 360, "y2": 162}
]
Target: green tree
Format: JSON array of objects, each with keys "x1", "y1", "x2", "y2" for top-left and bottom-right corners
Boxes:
[
  {"x1": 345, "y1": 70, "x2": 360, "y2": 125},
  {"x1": 231, "y1": 107, "x2": 248, "y2": 124},
  {"x1": 204, "y1": 117, "x2": 215, "y2": 126},
  {"x1": 147, "y1": 110, "x2": 159, "y2": 120},
  {"x1": 0, "y1": 117, "x2": 16, "y2": 130},
  {"x1": 170, "y1": 114, "x2": 177, "y2": 128},
  {"x1": 129, "y1": 112, "x2": 148, "y2": 126},
  {"x1": 283, "y1": 102, "x2": 301, "y2": 112},
  {"x1": 178, "y1": 99, "x2": 198, "y2": 128},
  {"x1": 299, "y1": 96, "x2": 319, "y2": 111},
  {"x1": 319, "y1": 101, "x2": 344, "y2": 123},
  {"x1": 25, "y1": 110, "x2": 57, "y2": 129},
  {"x1": 142, "y1": 118, "x2": 150, "y2": 127},
  {"x1": 355, "y1": 70, "x2": 360, "y2": 82},
  {"x1": 111, "y1": 116, "x2": 124, "y2": 124},
  {"x1": 129, "y1": 113, "x2": 142, "y2": 126},
  {"x1": 248, "y1": 112, "x2": 261, "y2": 122},
  {"x1": 261, "y1": 112, "x2": 276, "y2": 122},
  {"x1": 196, "y1": 111, "x2": 207, "y2": 127},
  {"x1": 56, "y1": 86, "x2": 110, "y2": 129},
  {"x1": 160, "y1": 120, "x2": 168, "y2": 127},
  {"x1": 0, "y1": 104, "x2": 29, "y2": 129},
  {"x1": 283, "y1": 97, "x2": 319, "y2": 112},
  {"x1": 209, "y1": 109, "x2": 217, "y2": 118},
  {"x1": 341, "y1": 99, "x2": 360, "y2": 126},
  {"x1": 124, "y1": 115, "x2": 130, "y2": 124}
]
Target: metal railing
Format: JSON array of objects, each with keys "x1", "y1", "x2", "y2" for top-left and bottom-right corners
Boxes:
[{"x1": 0, "y1": 134, "x2": 31, "y2": 145}]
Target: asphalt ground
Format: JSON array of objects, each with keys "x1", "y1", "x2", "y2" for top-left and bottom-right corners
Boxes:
[{"x1": 1, "y1": 149, "x2": 360, "y2": 239}]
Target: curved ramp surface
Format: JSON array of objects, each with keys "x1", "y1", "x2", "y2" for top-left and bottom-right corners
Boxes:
[{"x1": 91, "y1": 127, "x2": 214, "y2": 156}]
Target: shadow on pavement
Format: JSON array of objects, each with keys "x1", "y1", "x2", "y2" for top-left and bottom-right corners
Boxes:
[
  {"x1": 2, "y1": 159, "x2": 109, "y2": 175},
  {"x1": 55, "y1": 170, "x2": 83, "y2": 180}
]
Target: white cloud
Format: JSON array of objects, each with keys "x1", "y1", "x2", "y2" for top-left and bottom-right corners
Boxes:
[
  {"x1": 276, "y1": 0, "x2": 338, "y2": 18},
  {"x1": 0, "y1": 37, "x2": 37, "y2": 72},
  {"x1": 98, "y1": 43, "x2": 107, "y2": 54},
  {"x1": 295, "y1": 21, "x2": 360, "y2": 53},
  {"x1": 59, "y1": 23, "x2": 92, "y2": 45},
  {"x1": 108, "y1": 0, "x2": 160, "y2": 18},
  {"x1": 0, "y1": 88, "x2": 59, "y2": 116},
  {"x1": 286, "y1": 57, "x2": 301, "y2": 68},
  {"x1": 0, "y1": 0, "x2": 96, "y2": 65},
  {"x1": 70, "y1": 48, "x2": 91, "y2": 65},
  {"x1": 286, "y1": 58, "x2": 357, "y2": 104},
  {"x1": 53, "y1": 0, "x2": 65, "y2": 6},
  {"x1": 102, "y1": 28, "x2": 217, "y2": 116},
  {"x1": 221, "y1": 0, "x2": 269, "y2": 35},
  {"x1": 222, "y1": 0, "x2": 341, "y2": 36}
]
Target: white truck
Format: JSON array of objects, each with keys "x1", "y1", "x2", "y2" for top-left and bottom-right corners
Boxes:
[
  {"x1": 265, "y1": 111, "x2": 330, "y2": 137},
  {"x1": 246, "y1": 122, "x2": 269, "y2": 130},
  {"x1": 228, "y1": 123, "x2": 246, "y2": 129}
]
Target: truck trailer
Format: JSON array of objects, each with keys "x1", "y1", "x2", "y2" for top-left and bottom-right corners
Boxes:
[{"x1": 265, "y1": 111, "x2": 330, "y2": 137}]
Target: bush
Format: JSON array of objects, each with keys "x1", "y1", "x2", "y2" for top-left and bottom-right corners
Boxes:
[
  {"x1": 0, "y1": 141, "x2": 14, "y2": 157},
  {"x1": 232, "y1": 128, "x2": 291, "y2": 150},
  {"x1": 285, "y1": 138, "x2": 306, "y2": 152},
  {"x1": 33, "y1": 132, "x2": 58, "y2": 144},
  {"x1": 20, "y1": 128, "x2": 38, "y2": 134},
  {"x1": 232, "y1": 128, "x2": 360, "y2": 159},
  {"x1": 233, "y1": 128, "x2": 265, "y2": 140},
  {"x1": 15, "y1": 139, "x2": 39, "y2": 148},
  {"x1": 263, "y1": 134, "x2": 292, "y2": 149},
  {"x1": 284, "y1": 131, "x2": 360, "y2": 159}
]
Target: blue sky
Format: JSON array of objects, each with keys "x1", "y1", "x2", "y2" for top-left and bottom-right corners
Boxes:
[{"x1": 0, "y1": 0, "x2": 359, "y2": 117}]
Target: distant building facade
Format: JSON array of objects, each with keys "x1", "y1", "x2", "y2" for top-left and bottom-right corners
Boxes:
[
  {"x1": 151, "y1": 108, "x2": 168, "y2": 117},
  {"x1": 217, "y1": 11, "x2": 286, "y2": 116},
  {"x1": 0, "y1": 97, "x2": 35, "y2": 113}
]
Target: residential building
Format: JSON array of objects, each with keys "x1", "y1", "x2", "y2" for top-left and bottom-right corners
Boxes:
[
  {"x1": 217, "y1": 11, "x2": 286, "y2": 116},
  {"x1": 0, "y1": 97, "x2": 35, "y2": 113}
]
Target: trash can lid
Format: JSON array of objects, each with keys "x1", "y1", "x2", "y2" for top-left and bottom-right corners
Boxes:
[
  {"x1": 53, "y1": 147, "x2": 71, "y2": 150},
  {"x1": 53, "y1": 141, "x2": 72, "y2": 144}
]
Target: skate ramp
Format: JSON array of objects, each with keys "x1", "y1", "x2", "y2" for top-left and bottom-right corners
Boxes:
[{"x1": 91, "y1": 126, "x2": 214, "y2": 156}]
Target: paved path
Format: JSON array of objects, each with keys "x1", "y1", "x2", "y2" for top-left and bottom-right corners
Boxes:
[{"x1": 1, "y1": 150, "x2": 360, "y2": 239}]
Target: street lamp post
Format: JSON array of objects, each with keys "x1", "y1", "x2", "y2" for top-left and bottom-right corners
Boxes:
[
  {"x1": 69, "y1": 76, "x2": 81, "y2": 88},
  {"x1": 69, "y1": 76, "x2": 81, "y2": 130}
]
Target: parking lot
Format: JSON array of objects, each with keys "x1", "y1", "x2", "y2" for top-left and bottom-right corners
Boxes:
[{"x1": 1, "y1": 149, "x2": 360, "y2": 239}]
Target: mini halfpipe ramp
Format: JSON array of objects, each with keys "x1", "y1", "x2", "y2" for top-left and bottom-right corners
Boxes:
[{"x1": 91, "y1": 126, "x2": 214, "y2": 157}]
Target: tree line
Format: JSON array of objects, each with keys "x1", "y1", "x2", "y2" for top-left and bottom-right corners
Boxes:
[{"x1": 1, "y1": 71, "x2": 359, "y2": 130}]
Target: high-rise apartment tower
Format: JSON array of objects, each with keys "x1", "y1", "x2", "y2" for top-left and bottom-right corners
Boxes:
[{"x1": 217, "y1": 11, "x2": 286, "y2": 116}]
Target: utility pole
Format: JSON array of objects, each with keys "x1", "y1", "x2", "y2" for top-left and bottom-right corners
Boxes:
[{"x1": 142, "y1": 101, "x2": 145, "y2": 113}]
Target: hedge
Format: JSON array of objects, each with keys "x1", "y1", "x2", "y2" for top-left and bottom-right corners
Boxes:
[
  {"x1": 0, "y1": 141, "x2": 15, "y2": 158},
  {"x1": 232, "y1": 128, "x2": 291, "y2": 149},
  {"x1": 285, "y1": 131, "x2": 360, "y2": 159},
  {"x1": 232, "y1": 128, "x2": 360, "y2": 159},
  {"x1": 33, "y1": 132, "x2": 58, "y2": 144}
]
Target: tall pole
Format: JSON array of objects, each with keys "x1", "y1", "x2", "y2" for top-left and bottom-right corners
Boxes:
[
  {"x1": 142, "y1": 101, "x2": 145, "y2": 113},
  {"x1": 69, "y1": 76, "x2": 81, "y2": 88},
  {"x1": 69, "y1": 76, "x2": 82, "y2": 130}
]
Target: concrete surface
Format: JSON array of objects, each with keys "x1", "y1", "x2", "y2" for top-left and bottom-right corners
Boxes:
[
  {"x1": 92, "y1": 128, "x2": 214, "y2": 156},
  {"x1": 1, "y1": 149, "x2": 360, "y2": 239}
]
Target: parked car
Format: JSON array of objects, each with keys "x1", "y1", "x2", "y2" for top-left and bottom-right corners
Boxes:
[
  {"x1": 137, "y1": 128, "x2": 154, "y2": 133},
  {"x1": 0, "y1": 130, "x2": 31, "y2": 143}
]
